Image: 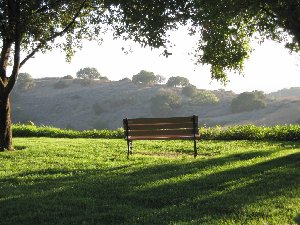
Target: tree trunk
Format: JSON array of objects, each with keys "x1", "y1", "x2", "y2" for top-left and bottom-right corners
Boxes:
[{"x1": 0, "y1": 94, "x2": 13, "y2": 151}]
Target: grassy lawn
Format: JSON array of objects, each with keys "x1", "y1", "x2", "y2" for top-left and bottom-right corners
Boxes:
[{"x1": 0, "y1": 138, "x2": 299, "y2": 225}]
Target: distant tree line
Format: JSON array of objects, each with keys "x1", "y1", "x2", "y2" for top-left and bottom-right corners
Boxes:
[
  {"x1": 17, "y1": 70, "x2": 267, "y2": 116},
  {"x1": 131, "y1": 70, "x2": 192, "y2": 88}
]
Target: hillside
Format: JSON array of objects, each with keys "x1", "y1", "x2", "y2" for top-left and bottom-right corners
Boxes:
[{"x1": 10, "y1": 78, "x2": 300, "y2": 130}]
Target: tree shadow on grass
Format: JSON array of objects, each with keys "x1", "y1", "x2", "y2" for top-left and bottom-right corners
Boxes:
[
  {"x1": 0, "y1": 149, "x2": 299, "y2": 225},
  {"x1": 128, "y1": 152, "x2": 299, "y2": 223},
  {"x1": 296, "y1": 215, "x2": 300, "y2": 225}
]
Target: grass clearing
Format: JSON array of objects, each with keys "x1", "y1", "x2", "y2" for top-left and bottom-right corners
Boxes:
[{"x1": 0, "y1": 138, "x2": 299, "y2": 224}]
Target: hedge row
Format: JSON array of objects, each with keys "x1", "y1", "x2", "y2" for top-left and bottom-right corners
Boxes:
[
  {"x1": 200, "y1": 124, "x2": 300, "y2": 141},
  {"x1": 12, "y1": 124, "x2": 300, "y2": 141},
  {"x1": 12, "y1": 124, "x2": 123, "y2": 139}
]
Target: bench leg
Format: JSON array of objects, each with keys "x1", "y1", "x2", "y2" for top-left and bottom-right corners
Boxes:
[
  {"x1": 194, "y1": 139, "x2": 197, "y2": 158},
  {"x1": 127, "y1": 140, "x2": 133, "y2": 158},
  {"x1": 129, "y1": 141, "x2": 133, "y2": 154}
]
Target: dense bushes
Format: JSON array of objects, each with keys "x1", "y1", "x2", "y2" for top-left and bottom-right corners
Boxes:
[
  {"x1": 189, "y1": 90, "x2": 219, "y2": 105},
  {"x1": 200, "y1": 124, "x2": 300, "y2": 141},
  {"x1": 13, "y1": 124, "x2": 123, "y2": 139},
  {"x1": 231, "y1": 91, "x2": 266, "y2": 113},
  {"x1": 12, "y1": 124, "x2": 300, "y2": 141},
  {"x1": 150, "y1": 91, "x2": 181, "y2": 116},
  {"x1": 181, "y1": 85, "x2": 197, "y2": 97}
]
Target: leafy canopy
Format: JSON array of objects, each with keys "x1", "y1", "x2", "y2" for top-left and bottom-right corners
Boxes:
[
  {"x1": 188, "y1": 0, "x2": 300, "y2": 83},
  {"x1": 1, "y1": 0, "x2": 300, "y2": 85},
  {"x1": 76, "y1": 67, "x2": 101, "y2": 79},
  {"x1": 132, "y1": 70, "x2": 164, "y2": 85},
  {"x1": 166, "y1": 76, "x2": 190, "y2": 87}
]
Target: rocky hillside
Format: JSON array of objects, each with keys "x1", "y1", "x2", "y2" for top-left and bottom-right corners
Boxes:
[{"x1": 10, "y1": 78, "x2": 300, "y2": 130}]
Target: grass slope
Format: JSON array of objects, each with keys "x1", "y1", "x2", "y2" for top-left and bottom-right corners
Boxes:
[{"x1": 0, "y1": 138, "x2": 299, "y2": 225}]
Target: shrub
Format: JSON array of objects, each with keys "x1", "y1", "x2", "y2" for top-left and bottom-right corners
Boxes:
[
  {"x1": 189, "y1": 90, "x2": 219, "y2": 105},
  {"x1": 53, "y1": 80, "x2": 69, "y2": 89},
  {"x1": 231, "y1": 91, "x2": 266, "y2": 113},
  {"x1": 63, "y1": 75, "x2": 73, "y2": 79},
  {"x1": 182, "y1": 85, "x2": 197, "y2": 97},
  {"x1": 150, "y1": 90, "x2": 182, "y2": 116}
]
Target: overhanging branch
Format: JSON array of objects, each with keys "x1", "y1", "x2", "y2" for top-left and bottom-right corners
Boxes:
[
  {"x1": 20, "y1": 0, "x2": 88, "y2": 68},
  {"x1": 34, "y1": 0, "x2": 63, "y2": 15}
]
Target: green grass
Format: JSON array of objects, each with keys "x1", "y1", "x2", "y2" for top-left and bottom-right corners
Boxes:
[{"x1": 0, "y1": 138, "x2": 299, "y2": 225}]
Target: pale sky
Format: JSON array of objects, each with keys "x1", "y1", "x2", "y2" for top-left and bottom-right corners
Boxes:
[{"x1": 20, "y1": 28, "x2": 300, "y2": 93}]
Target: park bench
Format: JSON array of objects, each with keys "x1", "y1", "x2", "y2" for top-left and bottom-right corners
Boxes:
[{"x1": 123, "y1": 115, "x2": 200, "y2": 158}]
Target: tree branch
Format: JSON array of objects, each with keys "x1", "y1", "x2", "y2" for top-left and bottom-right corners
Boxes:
[
  {"x1": 33, "y1": 0, "x2": 64, "y2": 15},
  {"x1": 20, "y1": 0, "x2": 88, "y2": 68}
]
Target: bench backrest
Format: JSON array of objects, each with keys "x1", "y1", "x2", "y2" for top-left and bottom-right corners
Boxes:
[{"x1": 123, "y1": 115, "x2": 199, "y2": 140}]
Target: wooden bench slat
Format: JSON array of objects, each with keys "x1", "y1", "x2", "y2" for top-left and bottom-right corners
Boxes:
[
  {"x1": 128, "y1": 129, "x2": 195, "y2": 137},
  {"x1": 126, "y1": 116, "x2": 196, "y2": 125},
  {"x1": 127, "y1": 122, "x2": 196, "y2": 131}
]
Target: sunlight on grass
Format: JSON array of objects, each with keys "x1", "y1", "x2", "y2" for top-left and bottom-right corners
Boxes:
[{"x1": 0, "y1": 138, "x2": 299, "y2": 225}]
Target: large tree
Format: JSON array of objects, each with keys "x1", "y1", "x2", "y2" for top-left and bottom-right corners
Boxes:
[
  {"x1": 0, "y1": 0, "x2": 188, "y2": 150},
  {"x1": 1, "y1": 0, "x2": 300, "y2": 150},
  {"x1": 0, "y1": 0, "x2": 102, "y2": 150}
]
